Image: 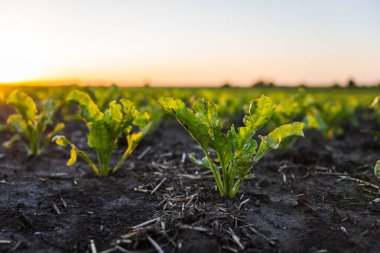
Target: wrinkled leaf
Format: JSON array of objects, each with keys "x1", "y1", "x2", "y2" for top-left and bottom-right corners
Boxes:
[
  {"x1": 88, "y1": 120, "x2": 115, "y2": 151},
  {"x1": 159, "y1": 97, "x2": 210, "y2": 149},
  {"x1": 255, "y1": 122, "x2": 304, "y2": 163},
  {"x1": 241, "y1": 95, "x2": 275, "y2": 138},
  {"x1": 7, "y1": 90, "x2": 37, "y2": 121},
  {"x1": 193, "y1": 98, "x2": 232, "y2": 172},
  {"x1": 227, "y1": 96, "x2": 275, "y2": 179},
  {"x1": 133, "y1": 111, "x2": 150, "y2": 130},
  {"x1": 120, "y1": 99, "x2": 137, "y2": 125},
  {"x1": 7, "y1": 114, "x2": 28, "y2": 134},
  {"x1": 37, "y1": 99, "x2": 55, "y2": 132},
  {"x1": 67, "y1": 90, "x2": 103, "y2": 121}
]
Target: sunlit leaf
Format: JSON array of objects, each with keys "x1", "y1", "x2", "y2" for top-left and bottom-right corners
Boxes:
[
  {"x1": 67, "y1": 148, "x2": 78, "y2": 166},
  {"x1": 67, "y1": 90, "x2": 103, "y2": 121},
  {"x1": 255, "y1": 122, "x2": 304, "y2": 163},
  {"x1": 7, "y1": 90, "x2": 37, "y2": 121}
]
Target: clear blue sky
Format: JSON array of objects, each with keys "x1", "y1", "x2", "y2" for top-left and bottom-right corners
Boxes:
[{"x1": 0, "y1": 0, "x2": 379, "y2": 86}]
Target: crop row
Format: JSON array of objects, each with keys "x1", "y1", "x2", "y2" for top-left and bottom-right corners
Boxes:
[{"x1": 0, "y1": 86, "x2": 380, "y2": 198}]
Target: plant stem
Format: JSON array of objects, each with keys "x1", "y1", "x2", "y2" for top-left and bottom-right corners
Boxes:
[
  {"x1": 28, "y1": 127, "x2": 40, "y2": 156},
  {"x1": 97, "y1": 151, "x2": 110, "y2": 177},
  {"x1": 204, "y1": 150, "x2": 225, "y2": 196},
  {"x1": 77, "y1": 149, "x2": 99, "y2": 176},
  {"x1": 229, "y1": 179, "x2": 241, "y2": 198}
]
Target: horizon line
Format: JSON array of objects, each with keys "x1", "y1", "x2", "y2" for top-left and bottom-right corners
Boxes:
[{"x1": 1, "y1": 78, "x2": 379, "y2": 88}]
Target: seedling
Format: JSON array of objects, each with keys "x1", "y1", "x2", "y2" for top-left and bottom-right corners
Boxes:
[
  {"x1": 54, "y1": 90, "x2": 152, "y2": 177},
  {"x1": 159, "y1": 95, "x2": 304, "y2": 198},
  {"x1": 2, "y1": 90, "x2": 64, "y2": 156}
]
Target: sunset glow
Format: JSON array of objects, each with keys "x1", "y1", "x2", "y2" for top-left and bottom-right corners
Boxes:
[{"x1": 0, "y1": 0, "x2": 379, "y2": 86}]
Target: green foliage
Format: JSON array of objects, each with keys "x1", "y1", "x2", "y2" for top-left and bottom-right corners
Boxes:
[
  {"x1": 374, "y1": 160, "x2": 380, "y2": 179},
  {"x1": 304, "y1": 98, "x2": 358, "y2": 138},
  {"x1": 55, "y1": 90, "x2": 152, "y2": 177},
  {"x1": 159, "y1": 95, "x2": 304, "y2": 198},
  {"x1": 81, "y1": 84, "x2": 121, "y2": 111},
  {"x1": 3, "y1": 90, "x2": 64, "y2": 156}
]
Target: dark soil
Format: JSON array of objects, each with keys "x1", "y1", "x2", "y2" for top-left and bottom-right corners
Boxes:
[{"x1": 1, "y1": 119, "x2": 380, "y2": 253}]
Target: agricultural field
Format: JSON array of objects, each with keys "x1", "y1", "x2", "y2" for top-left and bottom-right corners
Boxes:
[{"x1": 1, "y1": 85, "x2": 380, "y2": 253}]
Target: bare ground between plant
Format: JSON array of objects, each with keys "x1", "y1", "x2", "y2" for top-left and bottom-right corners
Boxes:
[{"x1": 1, "y1": 120, "x2": 380, "y2": 253}]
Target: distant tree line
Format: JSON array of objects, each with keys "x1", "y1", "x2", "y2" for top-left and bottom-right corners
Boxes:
[{"x1": 220, "y1": 79, "x2": 380, "y2": 88}]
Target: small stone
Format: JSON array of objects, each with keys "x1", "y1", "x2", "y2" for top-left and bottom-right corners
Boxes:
[{"x1": 368, "y1": 198, "x2": 380, "y2": 212}]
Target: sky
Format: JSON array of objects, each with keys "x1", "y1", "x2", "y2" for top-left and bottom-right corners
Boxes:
[{"x1": 0, "y1": 0, "x2": 379, "y2": 86}]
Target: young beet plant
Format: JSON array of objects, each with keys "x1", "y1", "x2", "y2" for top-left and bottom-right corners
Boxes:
[
  {"x1": 2, "y1": 90, "x2": 64, "y2": 156},
  {"x1": 159, "y1": 95, "x2": 304, "y2": 198},
  {"x1": 54, "y1": 90, "x2": 152, "y2": 177}
]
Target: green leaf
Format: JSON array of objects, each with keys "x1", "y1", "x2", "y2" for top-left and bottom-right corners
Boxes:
[
  {"x1": 7, "y1": 114, "x2": 28, "y2": 133},
  {"x1": 374, "y1": 160, "x2": 380, "y2": 179},
  {"x1": 102, "y1": 100, "x2": 123, "y2": 141},
  {"x1": 44, "y1": 123, "x2": 65, "y2": 148},
  {"x1": 50, "y1": 123, "x2": 65, "y2": 138},
  {"x1": 227, "y1": 127, "x2": 256, "y2": 179},
  {"x1": 67, "y1": 148, "x2": 78, "y2": 166},
  {"x1": 88, "y1": 120, "x2": 115, "y2": 151},
  {"x1": 159, "y1": 97, "x2": 210, "y2": 149},
  {"x1": 127, "y1": 132, "x2": 144, "y2": 151},
  {"x1": 193, "y1": 99, "x2": 221, "y2": 133},
  {"x1": 112, "y1": 131, "x2": 143, "y2": 173},
  {"x1": 53, "y1": 135, "x2": 70, "y2": 147},
  {"x1": 133, "y1": 111, "x2": 150, "y2": 130},
  {"x1": 305, "y1": 111, "x2": 328, "y2": 133},
  {"x1": 159, "y1": 97, "x2": 226, "y2": 195},
  {"x1": 244, "y1": 174, "x2": 255, "y2": 180},
  {"x1": 241, "y1": 95, "x2": 275, "y2": 138},
  {"x1": 224, "y1": 96, "x2": 276, "y2": 179},
  {"x1": 53, "y1": 135, "x2": 99, "y2": 175},
  {"x1": 143, "y1": 104, "x2": 163, "y2": 134},
  {"x1": 101, "y1": 99, "x2": 137, "y2": 148},
  {"x1": 120, "y1": 99, "x2": 137, "y2": 126},
  {"x1": 37, "y1": 99, "x2": 56, "y2": 132},
  {"x1": 103, "y1": 100, "x2": 122, "y2": 126},
  {"x1": 188, "y1": 152, "x2": 212, "y2": 170},
  {"x1": 7, "y1": 90, "x2": 37, "y2": 121},
  {"x1": 254, "y1": 122, "x2": 304, "y2": 163},
  {"x1": 67, "y1": 90, "x2": 103, "y2": 121},
  {"x1": 193, "y1": 98, "x2": 233, "y2": 172}
]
